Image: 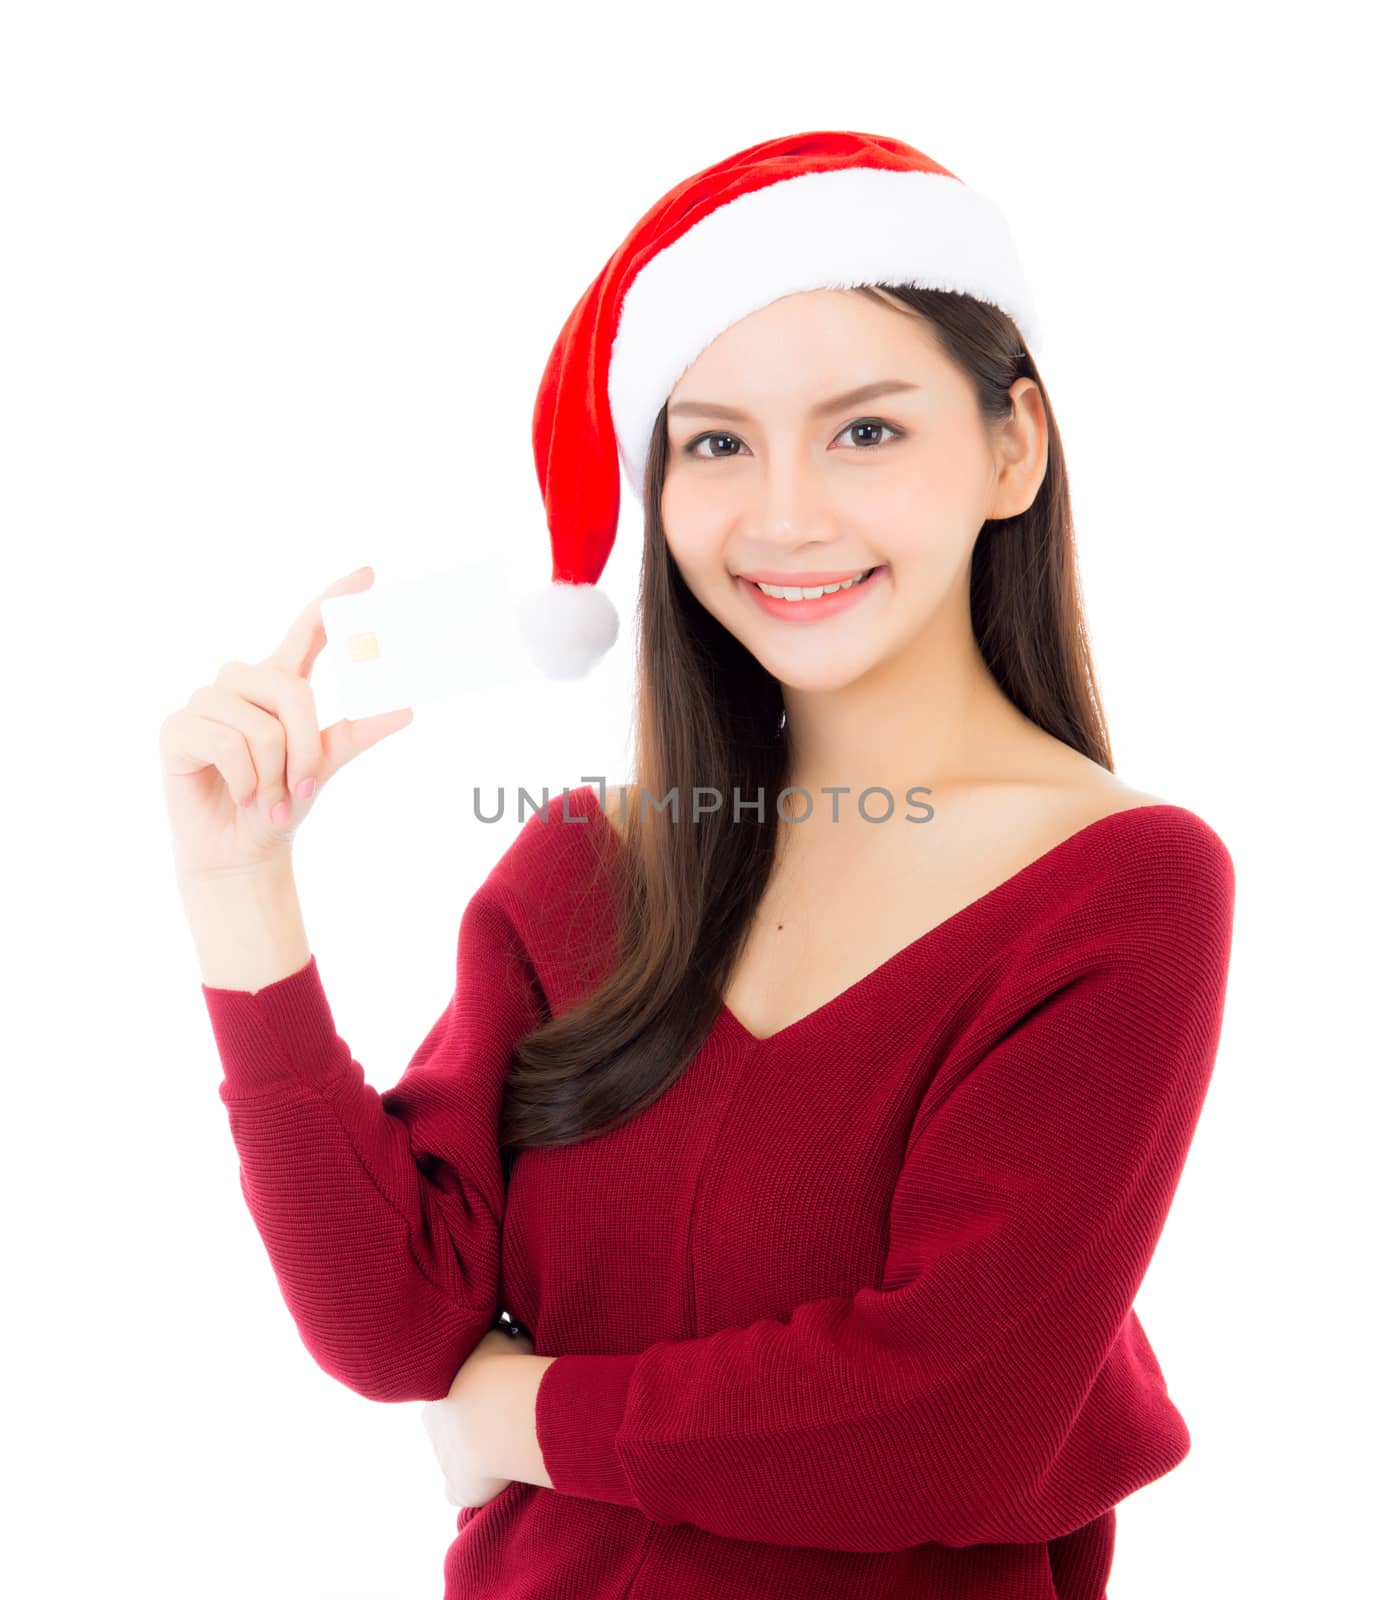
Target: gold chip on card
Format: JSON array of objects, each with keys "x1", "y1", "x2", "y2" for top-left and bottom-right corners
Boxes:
[{"x1": 348, "y1": 630, "x2": 381, "y2": 662}]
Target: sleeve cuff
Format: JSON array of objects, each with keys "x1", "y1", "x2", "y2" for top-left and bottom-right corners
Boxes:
[
  {"x1": 202, "y1": 954, "x2": 342, "y2": 1099},
  {"x1": 535, "y1": 1350, "x2": 645, "y2": 1510}
]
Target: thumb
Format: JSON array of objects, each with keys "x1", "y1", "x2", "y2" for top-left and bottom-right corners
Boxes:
[{"x1": 318, "y1": 705, "x2": 415, "y2": 783}]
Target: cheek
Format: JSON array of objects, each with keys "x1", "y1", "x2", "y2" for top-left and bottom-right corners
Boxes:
[
  {"x1": 876, "y1": 447, "x2": 988, "y2": 544},
  {"x1": 871, "y1": 492, "x2": 979, "y2": 587},
  {"x1": 661, "y1": 491, "x2": 729, "y2": 578},
  {"x1": 931, "y1": 421, "x2": 995, "y2": 504}
]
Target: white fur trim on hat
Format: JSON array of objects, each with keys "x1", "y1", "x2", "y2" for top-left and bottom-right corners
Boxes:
[
  {"x1": 515, "y1": 579, "x2": 620, "y2": 681},
  {"x1": 608, "y1": 167, "x2": 1040, "y2": 499}
]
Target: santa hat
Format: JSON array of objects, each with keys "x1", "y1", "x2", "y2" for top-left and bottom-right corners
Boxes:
[{"x1": 516, "y1": 128, "x2": 1042, "y2": 681}]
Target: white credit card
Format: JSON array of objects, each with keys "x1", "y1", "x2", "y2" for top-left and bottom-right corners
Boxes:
[{"x1": 320, "y1": 558, "x2": 529, "y2": 719}]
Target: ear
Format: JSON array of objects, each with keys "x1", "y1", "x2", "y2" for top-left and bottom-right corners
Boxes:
[{"x1": 986, "y1": 378, "x2": 1049, "y2": 521}]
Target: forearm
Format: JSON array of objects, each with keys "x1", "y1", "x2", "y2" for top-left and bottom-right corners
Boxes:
[
  {"x1": 177, "y1": 855, "x2": 311, "y2": 992},
  {"x1": 484, "y1": 1354, "x2": 560, "y2": 1489}
]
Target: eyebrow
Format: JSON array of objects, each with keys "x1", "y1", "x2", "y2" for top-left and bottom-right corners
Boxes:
[{"x1": 666, "y1": 379, "x2": 922, "y2": 423}]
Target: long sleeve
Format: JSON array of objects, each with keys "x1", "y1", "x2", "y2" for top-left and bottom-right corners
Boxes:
[
  {"x1": 203, "y1": 866, "x2": 544, "y2": 1404},
  {"x1": 533, "y1": 838, "x2": 1235, "y2": 1551}
]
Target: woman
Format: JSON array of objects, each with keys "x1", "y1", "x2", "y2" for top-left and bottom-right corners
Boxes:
[{"x1": 165, "y1": 130, "x2": 1236, "y2": 1600}]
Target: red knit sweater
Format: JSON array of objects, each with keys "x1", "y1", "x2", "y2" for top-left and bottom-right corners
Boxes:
[{"x1": 202, "y1": 782, "x2": 1235, "y2": 1600}]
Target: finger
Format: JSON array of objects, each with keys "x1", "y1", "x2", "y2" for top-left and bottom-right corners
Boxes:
[
  {"x1": 269, "y1": 565, "x2": 376, "y2": 683},
  {"x1": 315, "y1": 704, "x2": 415, "y2": 781},
  {"x1": 193, "y1": 678, "x2": 300, "y2": 819},
  {"x1": 207, "y1": 663, "x2": 322, "y2": 811},
  {"x1": 159, "y1": 706, "x2": 260, "y2": 808}
]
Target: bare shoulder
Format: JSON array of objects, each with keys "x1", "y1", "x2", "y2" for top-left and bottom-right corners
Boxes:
[
  {"x1": 1069, "y1": 771, "x2": 1172, "y2": 825},
  {"x1": 1009, "y1": 732, "x2": 1156, "y2": 816},
  {"x1": 986, "y1": 737, "x2": 1169, "y2": 842}
]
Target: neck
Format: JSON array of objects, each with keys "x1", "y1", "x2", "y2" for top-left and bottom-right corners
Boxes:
[{"x1": 779, "y1": 625, "x2": 1036, "y2": 815}]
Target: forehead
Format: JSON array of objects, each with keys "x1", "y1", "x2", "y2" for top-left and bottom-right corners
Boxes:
[{"x1": 667, "y1": 289, "x2": 945, "y2": 415}]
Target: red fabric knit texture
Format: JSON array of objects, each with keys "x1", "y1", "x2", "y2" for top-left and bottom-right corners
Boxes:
[{"x1": 201, "y1": 783, "x2": 1235, "y2": 1600}]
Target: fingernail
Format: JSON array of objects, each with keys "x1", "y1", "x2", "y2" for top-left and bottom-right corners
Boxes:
[
  {"x1": 296, "y1": 777, "x2": 316, "y2": 799},
  {"x1": 270, "y1": 800, "x2": 290, "y2": 825}
]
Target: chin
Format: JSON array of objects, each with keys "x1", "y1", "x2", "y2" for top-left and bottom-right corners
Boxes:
[{"x1": 752, "y1": 652, "x2": 883, "y2": 696}]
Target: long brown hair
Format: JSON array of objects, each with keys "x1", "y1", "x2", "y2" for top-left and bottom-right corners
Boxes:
[{"x1": 499, "y1": 284, "x2": 1113, "y2": 1157}]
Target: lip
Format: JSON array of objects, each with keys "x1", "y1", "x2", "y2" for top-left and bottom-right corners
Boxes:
[
  {"x1": 738, "y1": 569, "x2": 874, "y2": 585},
  {"x1": 738, "y1": 565, "x2": 887, "y2": 622}
]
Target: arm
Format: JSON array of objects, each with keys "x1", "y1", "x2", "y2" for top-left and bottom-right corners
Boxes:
[
  {"x1": 532, "y1": 840, "x2": 1235, "y2": 1550},
  {"x1": 177, "y1": 853, "x2": 312, "y2": 993},
  {"x1": 200, "y1": 861, "x2": 545, "y2": 1405},
  {"x1": 442, "y1": 1344, "x2": 560, "y2": 1492}
]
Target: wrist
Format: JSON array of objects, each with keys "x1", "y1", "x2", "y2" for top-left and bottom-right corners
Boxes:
[
  {"x1": 178, "y1": 852, "x2": 310, "y2": 993},
  {"x1": 175, "y1": 850, "x2": 295, "y2": 892}
]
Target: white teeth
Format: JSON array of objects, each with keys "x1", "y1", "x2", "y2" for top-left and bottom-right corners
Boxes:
[{"x1": 754, "y1": 569, "x2": 874, "y2": 600}]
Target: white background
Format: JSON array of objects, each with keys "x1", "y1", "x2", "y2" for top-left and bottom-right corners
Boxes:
[{"x1": 4, "y1": 2, "x2": 1393, "y2": 1596}]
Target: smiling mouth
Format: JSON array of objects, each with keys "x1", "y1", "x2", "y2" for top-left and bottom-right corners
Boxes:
[{"x1": 747, "y1": 568, "x2": 880, "y2": 600}]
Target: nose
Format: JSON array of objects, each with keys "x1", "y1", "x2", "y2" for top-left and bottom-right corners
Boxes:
[{"x1": 756, "y1": 454, "x2": 843, "y2": 551}]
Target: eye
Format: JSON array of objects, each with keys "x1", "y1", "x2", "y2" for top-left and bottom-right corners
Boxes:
[
  {"x1": 834, "y1": 418, "x2": 904, "y2": 450},
  {"x1": 681, "y1": 417, "x2": 905, "y2": 460},
  {"x1": 684, "y1": 431, "x2": 749, "y2": 460}
]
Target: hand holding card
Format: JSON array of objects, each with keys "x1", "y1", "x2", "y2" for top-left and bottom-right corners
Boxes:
[{"x1": 159, "y1": 565, "x2": 418, "y2": 882}]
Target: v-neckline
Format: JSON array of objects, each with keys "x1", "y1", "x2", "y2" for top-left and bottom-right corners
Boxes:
[{"x1": 565, "y1": 783, "x2": 1183, "y2": 1051}]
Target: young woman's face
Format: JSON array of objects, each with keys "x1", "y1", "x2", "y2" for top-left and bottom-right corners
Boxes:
[{"x1": 660, "y1": 289, "x2": 1036, "y2": 695}]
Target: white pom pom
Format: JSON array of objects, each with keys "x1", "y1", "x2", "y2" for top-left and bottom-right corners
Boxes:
[{"x1": 515, "y1": 579, "x2": 620, "y2": 681}]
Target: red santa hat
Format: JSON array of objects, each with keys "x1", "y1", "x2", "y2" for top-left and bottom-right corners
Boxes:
[{"x1": 516, "y1": 128, "x2": 1042, "y2": 681}]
